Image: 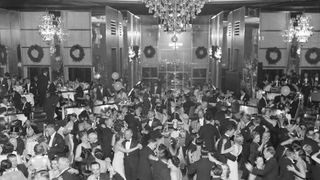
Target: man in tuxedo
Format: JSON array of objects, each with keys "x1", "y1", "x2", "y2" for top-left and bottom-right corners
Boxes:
[
  {"x1": 137, "y1": 138, "x2": 158, "y2": 180},
  {"x1": 23, "y1": 78, "x2": 34, "y2": 94},
  {"x1": 257, "y1": 92, "x2": 268, "y2": 114},
  {"x1": 46, "y1": 124, "x2": 66, "y2": 160},
  {"x1": 150, "y1": 82, "x2": 161, "y2": 96},
  {"x1": 123, "y1": 129, "x2": 140, "y2": 180},
  {"x1": 44, "y1": 92, "x2": 59, "y2": 124},
  {"x1": 144, "y1": 110, "x2": 162, "y2": 133},
  {"x1": 188, "y1": 148, "x2": 216, "y2": 180},
  {"x1": 245, "y1": 146, "x2": 278, "y2": 180},
  {"x1": 96, "y1": 84, "x2": 110, "y2": 101},
  {"x1": 38, "y1": 70, "x2": 49, "y2": 107},
  {"x1": 216, "y1": 124, "x2": 236, "y2": 163},
  {"x1": 55, "y1": 157, "x2": 79, "y2": 180},
  {"x1": 21, "y1": 97, "x2": 32, "y2": 118},
  {"x1": 7, "y1": 153, "x2": 28, "y2": 178},
  {"x1": 96, "y1": 118, "x2": 114, "y2": 159},
  {"x1": 199, "y1": 112, "x2": 220, "y2": 152}
]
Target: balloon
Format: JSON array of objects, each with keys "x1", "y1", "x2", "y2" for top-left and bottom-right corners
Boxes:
[
  {"x1": 281, "y1": 86, "x2": 290, "y2": 96},
  {"x1": 114, "y1": 82, "x2": 123, "y2": 91},
  {"x1": 112, "y1": 72, "x2": 119, "y2": 80}
]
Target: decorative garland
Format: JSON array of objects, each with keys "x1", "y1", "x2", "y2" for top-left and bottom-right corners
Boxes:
[
  {"x1": 0, "y1": 44, "x2": 7, "y2": 65},
  {"x1": 305, "y1": 47, "x2": 320, "y2": 65},
  {"x1": 70, "y1": 44, "x2": 85, "y2": 62},
  {"x1": 144, "y1": 45, "x2": 156, "y2": 58},
  {"x1": 265, "y1": 47, "x2": 281, "y2": 64},
  {"x1": 28, "y1": 44, "x2": 44, "y2": 63},
  {"x1": 195, "y1": 46, "x2": 208, "y2": 59}
]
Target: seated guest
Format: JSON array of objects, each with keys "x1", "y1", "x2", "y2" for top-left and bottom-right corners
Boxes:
[
  {"x1": 45, "y1": 124, "x2": 67, "y2": 160},
  {"x1": 75, "y1": 131, "x2": 94, "y2": 176},
  {"x1": 0, "y1": 159, "x2": 27, "y2": 180}
]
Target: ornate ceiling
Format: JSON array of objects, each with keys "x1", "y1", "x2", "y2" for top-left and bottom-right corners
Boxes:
[{"x1": 0, "y1": 0, "x2": 319, "y2": 15}]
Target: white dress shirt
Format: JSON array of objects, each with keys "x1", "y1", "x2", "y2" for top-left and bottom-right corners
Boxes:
[
  {"x1": 125, "y1": 139, "x2": 132, "y2": 150},
  {"x1": 48, "y1": 132, "x2": 56, "y2": 148}
]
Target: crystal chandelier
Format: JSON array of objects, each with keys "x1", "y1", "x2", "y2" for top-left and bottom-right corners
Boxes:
[
  {"x1": 39, "y1": 12, "x2": 67, "y2": 54},
  {"x1": 143, "y1": 0, "x2": 206, "y2": 33},
  {"x1": 282, "y1": 14, "x2": 313, "y2": 43}
]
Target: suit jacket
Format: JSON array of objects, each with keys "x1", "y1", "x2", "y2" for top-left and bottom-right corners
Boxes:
[
  {"x1": 279, "y1": 157, "x2": 296, "y2": 180},
  {"x1": 12, "y1": 91, "x2": 23, "y2": 110},
  {"x1": 216, "y1": 135, "x2": 237, "y2": 163},
  {"x1": 240, "y1": 93, "x2": 250, "y2": 104},
  {"x1": 188, "y1": 157, "x2": 215, "y2": 180},
  {"x1": 138, "y1": 146, "x2": 155, "y2": 180},
  {"x1": 17, "y1": 164, "x2": 28, "y2": 178},
  {"x1": 24, "y1": 83, "x2": 36, "y2": 95},
  {"x1": 38, "y1": 74, "x2": 49, "y2": 94},
  {"x1": 47, "y1": 132, "x2": 66, "y2": 160},
  {"x1": 21, "y1": 102, "x2": 32, "y2": 117},
  {"x1": 144, "y1": 118, "x2": 162, "y2": 132},
  {"x1": 199, "y1": 123, "x2": 220, "y2": 152},
  {"x1": 125, "y1": 113, "x2": 142, "y2": 140},
  {"x1": 96, "y1": 126, "x2": 113, "y2": 158},
  {"x1": 252, "y1": 157, "x2": 278, "y2": 180},
  {"x1": 257, "y1": 97, "x2": 267, "y2": 114},
  {"x1": 122, "y1": 139, "x2": 140, "y2": 160}
]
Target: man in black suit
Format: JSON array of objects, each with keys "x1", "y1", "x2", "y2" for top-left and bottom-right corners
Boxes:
[
  {"x1": 257, "y1": 92, "x2": 267, "y2": 114},
  {"x1": 44, "y1": 92, "x2": 59, "y2": 124},
  {"x1": 55, "y1": 157, "x2": 79, "y2": 180},
  {"x1": 144, "y1": 110, "x2": 162, "y2": 133},
  {"x1": 188, "y1": 148, "x2": 216, "y2": 180},
  {"x1": 7, "y1": 153, "x2": 28, "y2": 178},
  {"x1": 240, "y1": 89, "x2": 250, "y2": 105},
  {"x1": 96, "y1": 84, "x2": 110, "y2": 101},
  {"x1": 199, "y1": 112, "x2": 220, "y2": 152},
  {"x1": 96, "y1": 118, "x2": 114, "y2": 159},
  {"x1": 23, "y1": 78, "x2": 36, "y2": 94},
  {"x1": 245, "y1": 146, "x2": 279, "y2": 180},
  {"x1": 21, "y1": 97, "x2": 32, "y2": 118},
  {"x1": 38, "y1": 70, "x2": 49, "y2": 107},
  {"x1": 216, "y1": 124, "x2": 236, "y2": 163},
  {"x1": 46, "y1": 124, "x2": 66, "y2": 160},
  {"x1": 278, "y1": 147, "x2": 297, "y2": 180},
  {"x1": 137, "y1": 138, "x2": 158, "y2": 180},
  {"x1": 12, "y1": 90, "x2": 22, "y2": 111},
  {"x1": 123, "y1": 129, "x2": 140, "y2": 180}
]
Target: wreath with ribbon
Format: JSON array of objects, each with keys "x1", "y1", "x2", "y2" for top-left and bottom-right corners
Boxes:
[
  {"x1": 70, "y1": 44, "x2": 85, "y2": 62},
  {"x1": 143, "y1": 45, "x2": 156, "y2": 58},
  {"x1": 305, "y1": 47, "x2": 320, "y2": 65},
  {"x1": 28, "y1": 44, "x2": 44, "y2": 63},
  {"x1": 0, "y1": 44, "x2": 7, "y2": 65},
  {"x1": 266, "y1": 47, "x2": 281, "y2": 64},
  {"x1": 195, "y1": 46, "x2": 208, "y2": 59}
]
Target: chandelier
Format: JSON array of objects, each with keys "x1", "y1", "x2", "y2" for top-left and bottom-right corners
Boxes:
[
  {"x1": 143, "y1": 0, "x2": 206, "y2": 33},
  {"x1": 38, "y1": 12, "x2": 67, "y2": 54},
  {"x1": 282, "y1": 14, "x2": 313, "y2": 43}
]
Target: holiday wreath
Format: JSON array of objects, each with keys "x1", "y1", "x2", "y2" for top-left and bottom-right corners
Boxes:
[
  {"x1": 195, "y1": 46, "x2": 208, "y2": 59},
  {"x1": 28, "y1": 44, "x2": 44, "y2": 63},
  {"x1": 266, "y1": 47, "x2": 281, "y2": 64},
  {"x1": 0, "y1": 44, "x2": 7, "y2": 65},
  {"x1": 70, "y1": 44, "x2": 85, "y2": 62},
  {"x1": 305, "y1": 47, "x2": 320, "y2": 65},
  {"x1": 143, "y1": 45, "x2": 156, "y2": 58}
]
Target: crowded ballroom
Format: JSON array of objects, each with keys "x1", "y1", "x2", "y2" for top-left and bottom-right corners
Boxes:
[{"x1": 0, "y1": 0, "x2": 320, "y2": 180}]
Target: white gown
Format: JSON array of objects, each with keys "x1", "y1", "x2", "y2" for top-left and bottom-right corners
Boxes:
[
  {"x1": 227, "y1": 144, "x2": 242, "y2": 180},
  {"x1": 112, "y1": 144, "x2": 126, "y2": 180}
]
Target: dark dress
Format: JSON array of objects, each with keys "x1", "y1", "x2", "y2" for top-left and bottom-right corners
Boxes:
[{"x1": 75, "y1": 147, "x2": 95, "y2": 178}]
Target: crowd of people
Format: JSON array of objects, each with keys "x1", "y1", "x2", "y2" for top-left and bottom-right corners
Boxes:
[{"x1": 0, "y1": 70, "x2": 320, "y2": 180}]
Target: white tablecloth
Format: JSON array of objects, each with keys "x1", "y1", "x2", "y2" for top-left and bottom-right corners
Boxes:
[
  {"x1": 93, "y1": 104, "x2": 118, "y2": 114},
  {"x1": 22, "y1": 93, "x2": 34, "y2": 106},
  {"x1": 61, "y1": 92, "x2": 76, "y2": 101},
  {"x1": 63, "y1": 107, "x2": 86, "y2": 119}
]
